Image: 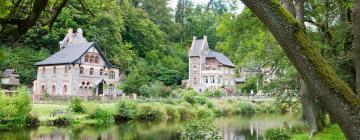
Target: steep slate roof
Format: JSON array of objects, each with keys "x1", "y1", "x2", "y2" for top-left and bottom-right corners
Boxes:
[
  {"x1": 35, "y1": 42, "x2": 112, "y2": 67},
  {"x1": 206, "y1": 51, "x2": 236, "y2": 68},
  {"x1": 189, "y1": 39, "x2": 204, "y2": 56}
]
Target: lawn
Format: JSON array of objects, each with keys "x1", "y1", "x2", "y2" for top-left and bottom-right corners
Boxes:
[
  {"x1": 31, "y1": 102, "x2": 117, "y2": 121},
  {"x1": 291, "y1": 125, "x2": 346, "y2": 140}
]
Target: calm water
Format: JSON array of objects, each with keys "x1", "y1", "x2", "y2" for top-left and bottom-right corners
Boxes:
[{"x1": 0, "y1": 114, "x2": 301, "y2": 140}]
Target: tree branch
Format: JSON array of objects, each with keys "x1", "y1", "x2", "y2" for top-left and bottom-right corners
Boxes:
[{"x1": 46, "y1": 0, "x2": 68, "y2": 30}]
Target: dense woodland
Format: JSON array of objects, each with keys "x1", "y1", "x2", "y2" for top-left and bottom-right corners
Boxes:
[{"x1": 1, "y1": 0, "x2": 360, "y2": 138}]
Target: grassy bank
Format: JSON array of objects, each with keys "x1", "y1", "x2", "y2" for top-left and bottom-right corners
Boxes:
[{"x1": 291, "y1": 125, "x2": 345, "y2": 140}]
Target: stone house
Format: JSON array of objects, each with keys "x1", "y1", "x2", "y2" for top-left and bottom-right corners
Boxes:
[
  {"x1": 187, "y1": 36, "x2": 236, "y2": 93},
  {"x1": 32, "y1": 28, "x2": 120, "y2": 97}
]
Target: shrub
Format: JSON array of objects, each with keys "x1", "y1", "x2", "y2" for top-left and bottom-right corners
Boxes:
[
  {"x1": 183, "y1": 90, "x2": 198, "y2": 104},
  {"x1": 181, "y1": 119, "x2": 222, "y2": 140},
  {"x1": 90, "y1": 108, "x2": 114, "y2": 124},
  {"x1": 177, "y1": 105, "x2": 197, "y2": 120},
  {"x1": 194, "y1": 95, "x2": 207, "y2": 105},
  {"x1": 236, "y1": 101, "x2": 255, "y2": 114},
  {"x1": 206, "y1": 101, "x2": 214, "y2": 109},
  {"x1": 289, "y1": 123, "x2": 308, "y2": 134},
  {"x1": 115, "y1": 99, "x2": 138, "y2": 120},
  {"x1": 265, "y1": 128, "x2": 290, "y2": 140},
  {"x1": 139, "y1": 81, "x2": 172, "y2": 97},
  {"x1": 70, "y1": 97, "x2": 86, "y2": 113},
  {"x1": 51, "y1": 117, "x2": 72, "y2": 126},
  {"x1": 213, "y1": 90, "x2": 222, "y2": 97},
  {"x1": 197, "y1": 107, "x2": 214, "y2": 119},
  {"x1": 136, "y1": 103, "x2": 166, "y2": 120},
  {"x1": 0, "y1": 87, "x2": 32, "y2": 127},
  {"x1": 165, "y1": 105, "x2": 180, "y2": 119},
  {"x1": 25, "y1": 113, "x2": 40, "y2": 127}
]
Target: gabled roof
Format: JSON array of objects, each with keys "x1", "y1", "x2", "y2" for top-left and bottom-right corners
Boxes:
[
  {"x1": 35, "y1": 42, "x2": 112, "y2": 67},
  {"x1": 190, "y1": 39, "x2": 205, "y2": 57},
  {"x1": 206, "y1": 51, "x2": 236, "y2": 68}
]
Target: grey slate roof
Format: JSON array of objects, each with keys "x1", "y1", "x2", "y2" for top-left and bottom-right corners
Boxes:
[
  {"x1": 206, "y1": 51, "x2": 236, "y2": 67},
  {"x1": 190, "y1": 39, "x2": 204, "y2": 56},
  {"x1": 35, "y1": 42, "x2": 94, "y2": 66},
  {"x1": 35, "y1": 42, "x2": 112, "y2": 68}
]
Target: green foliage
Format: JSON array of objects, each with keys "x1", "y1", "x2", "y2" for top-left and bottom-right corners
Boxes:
[
  {"x1": 182, "y1": 90, "x2": 207, "y2": 105},
  {"x1": 139, "y1": 81, "x2": 172, "y2": 97},
  {"x1": 51, "y1": 117, "x2": 72, "y2": 126},
  {"x1": 196, "y1": 107, "x2": 214, "y2": 119},
  {"x1": 121, "y1": 68, "x2": 149, "y2": 94},
  {"x1": 0, "y1": 87, "x2": 32, "y2": 127},
  {"x1": 89, "y1": 108, "x2": 114, "y2": 124},
  {"x1": 265, "y1": 128, "x2": 290, "y2": 140},
  {"x1": 69, "y1": 97, "x2": 86, "y2": 113},
  {"x1": 181, "y1": 119, "x2": 222, "y2": 140},
  {"x1": 135, "y1": 103, "x2": 166, "y2": 120},
  {"x1": 116, "y1": 99, "x2": 138, "y2": 120},
  {"x1": 164, "y1": 105, "x2": 180, "y2": 119},
  {"x1": 176, "y1": 103, "x2": 197, "y2": 120}
]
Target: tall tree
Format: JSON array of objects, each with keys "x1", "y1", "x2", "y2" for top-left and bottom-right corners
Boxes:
[{"x1": 240, "y1": 0, "x2": 360, "y2": 139}]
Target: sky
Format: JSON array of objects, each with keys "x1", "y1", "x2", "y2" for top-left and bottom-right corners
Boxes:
[{"x1": 168, "y1": 0, "x2": 245, "y2": 14}]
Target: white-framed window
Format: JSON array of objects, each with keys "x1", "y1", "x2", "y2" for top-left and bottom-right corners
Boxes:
[
  {"x1": 109, "y1": 84, "x2": 115, "y2": 93},
  {"x1": 203, "y1": 76, "x2": 208, "y2": 83},
  {"x1": 193, "y1": 66, "x2": 197, "y2": 72},
  {"x1": 108, "y1": 70, "x2": 115, "y2": 79},
  {"x1": 210, "y1": 76, "x2": 215, "y2": 83},
  {"x1": 89, "y1": 67, "x2": 94, "y2": 75},
  {"x1": 79, "y1": 67, "x2": 84, "y2": 74}
]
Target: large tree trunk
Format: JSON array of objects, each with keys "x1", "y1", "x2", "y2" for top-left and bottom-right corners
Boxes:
[
  {"x1": 300, "y1": 79, "x2": 318, "y2": 136},
  {"x1": 18, "y1": 0, "x2": 49, "y2": 35},
  {"x1": 47, "y1": 0, "x2": 68, "y2": 30},
  {"x1": 240, "y1": 0, "x2": 360, "y2": 139},
  {"x1": 354, "y1": 0, "x2": 360, "y2": 95},
  {"x1": 295, "y1": 0, "x2": 324, "y2": 136}
]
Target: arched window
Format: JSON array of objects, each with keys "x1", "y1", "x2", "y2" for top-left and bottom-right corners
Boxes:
[
  {"x1": 52, "y1": 85, "x2": 56, "y2": 95},
  {"x1": 80, "y1": 86, "x2": 84, "y2": 95},
  {"x1": 84, "y1": 87, "x2": 88, "y2": 95},
  {"x1": 85, "y1": 55, "x2": 89, "y2": 62},
  {"x1": 95, "y1": 56, "x2": 99, "y2": 63},
  {"x1": 53, "y1": 66, "x2": 56, "y2": 74},
  {"x1": 89, "y1": 67, "x2": 94, "y2": 75},
  {"x1": 100, "y1": 68, "x2": 104, "y2": 76},
  {"x1": 109, "y1": 84, "x2": 115, "y2": 93},
  {"x1": 90, "y1": 55, "x2": 95, "y2": 63},
  {"x1": 108, "y1": 71, "x2": 115, "y2": 79},
  {"x1": 41, "y1": 85, "x2": 45, "y2": 94},
  {"x1": 42, "y1": 67, "x2": 46, "y2": 74},
  {"x1": 79, "y1": 67, "x2": 84, "y2": 74},
  {"x1": 63, "y1": 85, "x2": 68, "y2": 95}
]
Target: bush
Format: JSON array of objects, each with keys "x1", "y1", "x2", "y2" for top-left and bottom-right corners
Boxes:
[
  {"x1": 0, "y1": 87, "x2": 32, "y2": 127},
  {"x1": 136, "y1": 103, "x2": 166, "y2": 120},
  {"x1": 25, "y1": 113, "x2": 40, "y2": 127},
  {"x1": 181, "y1": 119, "x2": 222, "y2": 140},
  {"x1": 165, "y1": 105, "x2": 180, "y2": 119},
  {"x1": 90, "y1": 108, "x2": 114, "y2": 124},
  {"x1": 289, "y1": 123, "x2": 308, "y2": 134},
  {"x1": 50, "y1": 117, "x2": 72, "y2": 126},
  {"x1": 194, "y1": 95, "x2": 207, "y2": 105},
  {"x1": 183, "y1": 90, "x2": 198, "y2": 104},
  {"x1": 213, "y1": 90, "x2": 222, "y2": 97},
  {"x1": 70, "y1": 97, "x2": 86, "y2": 113},
  {"x1": 177, "y1": 105, "x2": 197, "y2": 120},
  {"x1": 115, "y1": 99, "x2": 138, "y2": 120},
  {"x1": 197, "y1": 107, "x2": 214, "y2": 119},
  {"x1": 265, "y1": 128, "x2": 290, "y2": 140},
  {"x1": 139, "y1": 81, "x2": 172, "y2": 97}
]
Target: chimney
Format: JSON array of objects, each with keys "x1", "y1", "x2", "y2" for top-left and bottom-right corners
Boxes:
[{"x1": 67, "y1": 28, "x2": 74, "y2": 44}]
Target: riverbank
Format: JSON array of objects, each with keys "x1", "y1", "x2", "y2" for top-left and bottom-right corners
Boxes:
[{"x1": 291, "y1": 125, "x2": 345, "y2": 140}]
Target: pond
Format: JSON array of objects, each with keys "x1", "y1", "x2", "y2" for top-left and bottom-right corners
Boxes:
[{"x1": 0, "y1": 113, "x2": 301, "y2": 140}]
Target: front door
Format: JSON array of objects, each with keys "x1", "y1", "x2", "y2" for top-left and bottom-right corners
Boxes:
[{"x1": 98, "y1": 82, "x2": 104, "y2": 95}]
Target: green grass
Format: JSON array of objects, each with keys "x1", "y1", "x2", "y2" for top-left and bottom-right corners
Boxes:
[{"x1": 291, "y1": 125, "x2": 346, "y2": 140}]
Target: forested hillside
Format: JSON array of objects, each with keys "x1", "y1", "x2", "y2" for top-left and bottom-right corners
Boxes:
[{"x1": 0, "y1": 0, "x2": 236, "y2": 94}]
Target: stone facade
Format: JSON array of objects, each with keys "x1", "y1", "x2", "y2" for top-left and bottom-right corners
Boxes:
[
  {"x1": 32, "y1": 28, "x2": 120, "y2": 96},
  {"x1": 187, "y1": 36, "x2": 236, "y2": 93}
]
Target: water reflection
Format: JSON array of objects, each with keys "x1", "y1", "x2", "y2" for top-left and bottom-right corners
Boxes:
[{"x1": 0, "y1": 114, "x2": 301, "y2": 140}]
